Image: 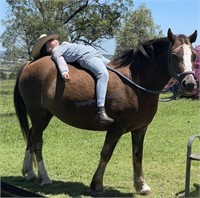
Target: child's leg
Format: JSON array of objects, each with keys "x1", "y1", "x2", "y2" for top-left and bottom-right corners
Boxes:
[{"x1": 80, "y1": 57, "x2": 109, "y2": 107}]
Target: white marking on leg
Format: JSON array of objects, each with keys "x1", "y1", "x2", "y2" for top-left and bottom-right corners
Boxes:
[
  {"x1": 22, "y1": 150, "x2": 36, "y2": 180},
  {"x1": 140, "y1": 181, "x2": 152, "y2": 195},
  {"x1": 38, "y1": 160, "x2": 52, "y2": 186},
  {"x1": 134, "y1": 176, "x2": 152, "y2": 195}
]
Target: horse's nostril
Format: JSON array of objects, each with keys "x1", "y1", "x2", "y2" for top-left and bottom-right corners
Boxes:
[
  {"x1": 182, "y1": 80, "x2": 196, "y2": 90},
  {"x1": 181, "y1": 80, "x2": 187, "y2": 88}
]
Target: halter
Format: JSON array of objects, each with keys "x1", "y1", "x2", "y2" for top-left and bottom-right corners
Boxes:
[
  {"x1": 168, "y1": 62, "x2": 195, "y2": 83},
  {"x1": 167, "y1": 41, "x2": 195, "y2": 83}
]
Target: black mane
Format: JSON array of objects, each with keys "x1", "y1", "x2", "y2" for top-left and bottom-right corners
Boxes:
[{"x1": 112, "y1": 37, "x2": 169, "y2": 70}]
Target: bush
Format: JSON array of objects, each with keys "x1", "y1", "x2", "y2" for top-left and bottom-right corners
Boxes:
[
  {"x1": 9, "y1": 72, "x2": 17, "y2": 80},
  {"x1": 193, "y1": 45, "x2": 200, "y2": 98},
  {"x1": 0, "y1": 71, "x2": 7, "y2": 80}
]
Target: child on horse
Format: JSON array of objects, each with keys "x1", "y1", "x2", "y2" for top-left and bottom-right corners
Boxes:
[{"x1": 32, "y1": 34, "x2": 114, "y2": 125}]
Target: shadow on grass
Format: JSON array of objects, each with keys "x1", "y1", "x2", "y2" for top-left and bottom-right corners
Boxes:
[
  {"x1": 175, "y1": 186, "x2": 200, "y2": 197},
  {"x1": 1, "y1": 176, "x2": 134, "y2": 197}
]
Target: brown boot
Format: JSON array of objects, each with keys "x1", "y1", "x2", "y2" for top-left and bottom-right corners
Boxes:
[{"x1": 95, "y1": 106, "x2": 114, "y2": 125}]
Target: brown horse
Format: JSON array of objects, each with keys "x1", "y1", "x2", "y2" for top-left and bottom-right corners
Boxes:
[{"x1": 14, "y1": 29, "x2": 197, "y2": 195}]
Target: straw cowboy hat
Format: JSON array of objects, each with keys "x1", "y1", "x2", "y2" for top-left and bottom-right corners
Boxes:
[{"x1": 32, "y1": 34, "x2": 59, "y2": 59}]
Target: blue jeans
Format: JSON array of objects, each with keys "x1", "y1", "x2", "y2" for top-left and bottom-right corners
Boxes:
[{"x1": 79, "y1": 55, "x2": 110, "y2": 107}]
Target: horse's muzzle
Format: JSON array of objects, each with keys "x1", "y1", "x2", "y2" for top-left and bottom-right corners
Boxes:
[{"x1": 181, "y1": 74, "x2": 197, "y2": 95}]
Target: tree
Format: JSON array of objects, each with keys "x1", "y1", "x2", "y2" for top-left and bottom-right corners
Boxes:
[
  {"x1": 0, "y1": 0, "x2": 133, "y2": 60},
  {"x1": 115, "y1": 4, "x2": 163, "y2": 53}
]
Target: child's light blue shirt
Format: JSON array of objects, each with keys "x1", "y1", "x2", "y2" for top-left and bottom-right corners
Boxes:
[{"x1": 51, "y1": 42, "x2": 99, "y2": 74}]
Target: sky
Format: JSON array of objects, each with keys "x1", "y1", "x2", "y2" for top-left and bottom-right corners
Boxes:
[{"x1": 0, "y1": 0, "x2": 200, "y2": 54}]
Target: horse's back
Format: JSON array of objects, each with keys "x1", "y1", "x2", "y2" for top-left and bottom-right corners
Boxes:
[{"x1": 19, "y1": 57, "x2": 110, "y2": 130}]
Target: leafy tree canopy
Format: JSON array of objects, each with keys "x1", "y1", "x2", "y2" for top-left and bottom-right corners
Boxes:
[
  {"x1": 115, "y1": 4, "x2": 163, "y2": 53},
  {"x1": 1, "y1": 0, "x2": 133, "y2": 60}
]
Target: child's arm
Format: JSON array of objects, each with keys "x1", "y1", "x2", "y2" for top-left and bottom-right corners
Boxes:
[{"x1": 51, "y1": 51, "x2": 70, "y2": 80}]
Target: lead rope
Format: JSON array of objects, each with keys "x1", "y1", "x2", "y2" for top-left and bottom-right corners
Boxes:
[{"x1": 106, "y1": 65, "x2": 168, "y2": 94}]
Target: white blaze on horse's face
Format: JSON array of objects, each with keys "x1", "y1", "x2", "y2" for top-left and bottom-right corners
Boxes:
[
  {"x1": 177, "y1": 42, "x2": 197, "y2": 95},
  {"x1": 182, "y1": 43, "x2": 193, "y2": 73},
  {"x1": 172, "y1": 41, "x2": 197, "y2": 95}
]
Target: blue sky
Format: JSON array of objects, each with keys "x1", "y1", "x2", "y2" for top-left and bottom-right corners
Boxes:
[
  {"x1": 0, "y1": 0, "x2": 200, "y2": 54},
  {"x1": 101, "y1": 0, "x2": 200, "y2": 54}
]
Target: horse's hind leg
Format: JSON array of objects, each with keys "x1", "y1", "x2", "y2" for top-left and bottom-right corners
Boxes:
[
  {"x1": 90, "y1": 127, "x2": 122, "y2": 193},
  {"x1": 131, "y1": 127, "x2": 152, "y2": 195},
  {"x1": 28, "y1": 109, "x2": 52, "y2": 186},
  {"x1": 22, "y1": 127, "x2": 37, "y2": 181},
  {"x1": 33, "y1": 125, "x2": 51, "y2": 186}
]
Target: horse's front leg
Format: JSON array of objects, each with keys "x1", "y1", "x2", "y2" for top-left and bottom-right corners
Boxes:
[
  {"x1": 90, "y1": 127, "x2": 122, "y2": 193},
  {"x1": 131, "y1": 127, "x2": 152, "y2": 195}
]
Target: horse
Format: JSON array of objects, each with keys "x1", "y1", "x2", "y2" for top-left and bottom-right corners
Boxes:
[{"x1": 14, "y1": 28, "x2": 197, "y2": 195}]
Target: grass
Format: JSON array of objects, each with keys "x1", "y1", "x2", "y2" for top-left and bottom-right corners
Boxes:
[{"x1": 0, "y1": 80, "x2": 200, "y2": 197}]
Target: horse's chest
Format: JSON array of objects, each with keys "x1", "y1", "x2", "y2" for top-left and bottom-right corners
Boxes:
[
  {"x1": 130, "y1": 97, "x2": 159, "y2": 129},
  {"x1": 137, "y1": 98, "x2": 158, "y2": 124}
]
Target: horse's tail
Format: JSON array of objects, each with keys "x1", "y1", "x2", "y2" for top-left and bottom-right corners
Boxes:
[{"x1": 14, "y1": 62, "x2": 30, "y2": 142}]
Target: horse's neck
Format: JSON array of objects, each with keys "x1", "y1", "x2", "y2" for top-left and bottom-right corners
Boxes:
[{"x1": 134, "y1": 42, "x2": 171, "y2": 91}]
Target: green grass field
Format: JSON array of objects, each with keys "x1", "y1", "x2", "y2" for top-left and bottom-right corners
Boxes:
[{"x1": 0, "y1": 80, "x2": 199, "y2": 197}]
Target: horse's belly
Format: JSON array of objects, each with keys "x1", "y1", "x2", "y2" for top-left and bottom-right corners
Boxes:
[
  {"x1": 46, "y1": 98, "x2": 158, "y2": 133},
  {"x1": 47, "y1": 101, "x2": 108, "y2": 131}
]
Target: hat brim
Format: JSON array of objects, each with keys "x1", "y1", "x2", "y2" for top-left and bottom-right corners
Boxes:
[{"x1": 32, "y1": 34, "x2": 59, "y2": 59}]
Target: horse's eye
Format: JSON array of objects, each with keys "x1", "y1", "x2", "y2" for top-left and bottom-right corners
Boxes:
[{"x1": 172, "y1": 53, "x2": 179, "y2": 60}]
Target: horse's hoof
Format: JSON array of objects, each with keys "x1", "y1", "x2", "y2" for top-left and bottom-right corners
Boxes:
[
  {"x1": 40, "y1": 181, "x2": 52, "y2": 186},
  {"x1": 91, "y1": 191, "x2": 105, "y2": 197},
  {"x1": 135, "y1": 182, "x2": 152, "y2": 195},
  {"x1": 40, "y1": 179, "x2": 52, "y2": 186},
  {"x1": 140, "y1": 189, "x2": 152, "y2": 195},
  {"x1": 26, "y1": 172, "x2": 37, "y2": 181},
  {"x1": 139, "y1": 185, "x2": 152, "y2": 195},
  {"x1": 90, "y1": 181, "x2": 104, "y2": 194},
  {"x1": 22, "y1": 169, "x2": 37, "y2": 181}
]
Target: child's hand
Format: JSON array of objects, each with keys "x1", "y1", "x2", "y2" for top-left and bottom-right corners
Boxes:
[{"x1": 62, "y1": 72, "x2": 71, "y2": 81}]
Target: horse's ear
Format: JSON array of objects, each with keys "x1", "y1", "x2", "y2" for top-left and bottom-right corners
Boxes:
[
  {"x1": 188, "y1": 30, "x2": 197, "y2": 43},
  {"x1": 167, "y1": 28, "x2": 175, "y2": 42}
]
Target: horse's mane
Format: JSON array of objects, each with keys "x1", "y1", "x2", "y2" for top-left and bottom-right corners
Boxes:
[{"x1": 112, "y1": 37, "x2": 169, "y2": 71}]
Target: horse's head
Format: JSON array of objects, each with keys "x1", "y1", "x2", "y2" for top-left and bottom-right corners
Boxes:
[{"x1": 167, "y1": 28, "x2": 197, "y2": 95}]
